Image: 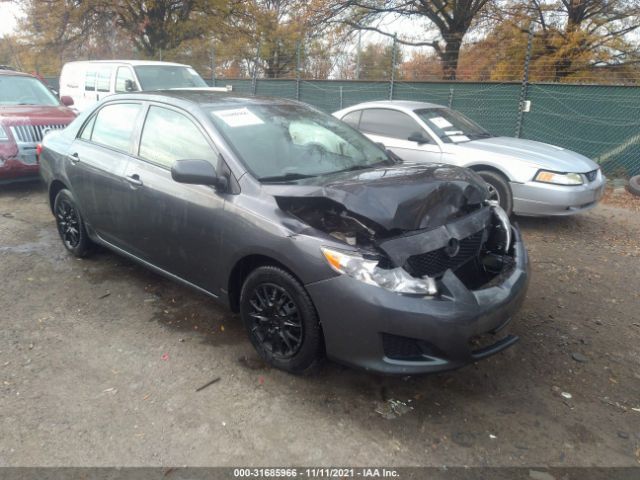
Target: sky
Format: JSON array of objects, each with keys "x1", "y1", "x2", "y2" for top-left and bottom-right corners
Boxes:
[{"x1": 0, "y1": 2, "x2": 22, "y2": 35}]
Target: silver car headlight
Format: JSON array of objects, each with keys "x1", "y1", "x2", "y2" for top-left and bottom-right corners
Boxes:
[
  {"x1": 0, "y1": 125, "x2": 9, "y2": 142},
  {"x1": 321, "y1": 247, "x2": 437, "y2": 296},
  {"x1": 534, "y1": 170, "x2": 583, "y2": 186}
]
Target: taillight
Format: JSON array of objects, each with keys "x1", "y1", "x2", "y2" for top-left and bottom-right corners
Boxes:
[{"x1": 36, "y1": 144, "x2": 42, "y2": 161}]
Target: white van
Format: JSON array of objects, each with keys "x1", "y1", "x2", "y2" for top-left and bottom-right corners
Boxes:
[{"x1": 59, "y1": 60, "x2": 222, "y2": 111}]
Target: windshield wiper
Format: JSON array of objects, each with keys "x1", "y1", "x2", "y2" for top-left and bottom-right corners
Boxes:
[
  {"x1": 468, "y1": 132, "x2": 493, "y2": 139},
  {"x1": 259, "y1": 173, "x2": 317, "y2": 183}
]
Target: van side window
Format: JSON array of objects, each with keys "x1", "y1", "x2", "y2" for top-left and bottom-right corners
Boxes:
[
  {"x1": 139, "y1": 106, "x2": 216, "y2": 169},
  {"x1": 115, "y1": 67, "x2": 136, "y2": 93},
  {"x1": 96, "y1": 68, "x2": 112, "y2": 93},
  {"x1": 84, "y1": 70, "x2": 96, "y2": 91},
  {"x1": 91, "y1": 103, "x2": 142, "y2": 152}
]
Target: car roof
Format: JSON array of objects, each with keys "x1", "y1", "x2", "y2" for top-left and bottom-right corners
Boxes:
[
  {"x1": 341, "y1": 100, "x2": 445, "y2": 113},
  {"x1": 108, "y1": 89, "x2": 304, "y2": 109},
  {"x1": 63, "y1": 60, "x2": 189, "y2": 67},
  {"x1": 0, "y1": 69, "x2": 34, "y2": 78}
]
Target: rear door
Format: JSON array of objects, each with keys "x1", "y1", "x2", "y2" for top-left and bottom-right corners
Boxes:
[
  {"x1": 65, "y1": 102, "x2": 144, "y2": 244},
  {"x1": 119, "y1": 104, "x2": 227, "y2": 291},
  {"x1": 357, "y1": 108, "x2": 442, "y2": 163}
]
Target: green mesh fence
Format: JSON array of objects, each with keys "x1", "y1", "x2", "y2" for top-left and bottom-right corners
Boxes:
[{"x1": 45, "y1": 75, "x2": 640, "y2": 177}]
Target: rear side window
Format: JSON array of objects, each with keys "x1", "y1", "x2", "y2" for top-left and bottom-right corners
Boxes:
[
  {"x1": 90, "y1": 103, "x2": 142, "y2": 152},
  {"x1": 96, "y1": 67, "x2": 112, "y2": 92},
  {"x1": 84, "y1": 70, "x2": 96, "y2": 91},
  {"x1": 341, "y1": 110, "x2": 361, "y2": 129},
  {"x1": 139, "y1": 106, "x2": 216, "y2": 168},
  {"x1": 360, "y1": 108, "x2": 424, "y2": 140}
]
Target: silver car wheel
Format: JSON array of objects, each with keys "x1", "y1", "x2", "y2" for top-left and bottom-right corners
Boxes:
[{"x1": 487, "y1": 184, "x2": 501, "y2": 204}]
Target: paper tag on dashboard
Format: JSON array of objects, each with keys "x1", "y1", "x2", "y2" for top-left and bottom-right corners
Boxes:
[
  {"x1": 213, "y1": 108, "x2": 264, "y2": 127},
  {"x1": 430, "y1": 116, "x2": 453, "y2": 129}
]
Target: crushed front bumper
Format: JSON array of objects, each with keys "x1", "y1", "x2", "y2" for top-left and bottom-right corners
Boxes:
[
  {"x1": 511, "y1": 176, "x2": 606, "y2": 216},
  {"x1": 306, "y1": 227, "x2": 529, "y2": 375}
]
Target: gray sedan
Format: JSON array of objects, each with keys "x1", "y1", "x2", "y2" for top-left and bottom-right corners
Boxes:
[
  {"x1": 39, "y1": 91, "x2": 528, "y2": 375},
  {"x1": 334, "y1": 101, "x2": 606, "y2": 216}
]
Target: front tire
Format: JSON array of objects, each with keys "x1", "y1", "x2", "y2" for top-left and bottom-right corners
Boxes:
[
  {"x1": 478, "y1": 170, "x2": 513, "y2": 216},
  {"x1": 53, "y1": 189, "x2": 92, "y2": 257},
  {"x1": 240, "y1": 266, "x2": 324, "y2": 374}
]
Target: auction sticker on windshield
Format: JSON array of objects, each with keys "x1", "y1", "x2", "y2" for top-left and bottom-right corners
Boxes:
[
  {"x1": 430, "y1": 116, "x2": 453, "y2": 129},
  {"x1": 213, "y1": 108, "x2": 264, "y2": 127}
]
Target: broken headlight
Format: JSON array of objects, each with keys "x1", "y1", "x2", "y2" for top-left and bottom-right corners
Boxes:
[{"x1": 321, "y1": 247, "x2": 437, "y2": 296}]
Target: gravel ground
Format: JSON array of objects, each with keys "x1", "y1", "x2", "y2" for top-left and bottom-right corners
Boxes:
[{"x1": 0, "y1": 182, "x2": 639, "y2": 467}]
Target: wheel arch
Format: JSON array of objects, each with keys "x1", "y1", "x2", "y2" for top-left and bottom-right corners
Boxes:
[
  {"x1": 227, "y1": 254, "x2": 302, "y2": 313},
  {"x1": 466, "y1": 164, "x2": 512, "y2": 182},
  {"x1": 48, "y1": 179, "x2": 68, "y2": 213}
]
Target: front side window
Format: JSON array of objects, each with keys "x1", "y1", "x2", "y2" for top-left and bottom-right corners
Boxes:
[
  {"x1": 90, "y1": 103, "x2": 142, "y2": 152},
  {"x1": 415, "y1": 108, "x2": 493, "y2": 143},
  {"x1": 360, "y1": 108, "x2": 425, "y2": 141},
  {"x1": 133, "y1": 65, "x2": 207, "y2": 90},
  {"x1": 139, "y1": 106, "x2": 216, "y2": 168},
  {"x1": 208, "y1": 104, "x2": 391, "y2": 181},
  {"x1": 96, "y1": 67, "x2": 112, "y2": 93},
  {"x1": 0, "y1": 75, "x2": 60, "y2": 106},
  {"x1": 115, "y1": 67, "x2": 136, "y2": 93}
]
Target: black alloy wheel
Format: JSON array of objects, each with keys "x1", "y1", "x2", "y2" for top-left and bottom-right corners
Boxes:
[
  {"x1": 247, "y1": 283, "x2": 303, "y2": 359},
  {"x1": 240, "y1": 266, "x2": 324, "y2": 374},
  {"x1": 53, "y1": 189, "x2": 92, "y2": 257}
]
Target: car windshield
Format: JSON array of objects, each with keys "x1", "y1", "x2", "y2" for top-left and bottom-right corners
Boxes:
[
  {"x1": 133, "y1": 65, "x2": 207, "y2": 90},
  {"x1": 0, "y1": 75, "x2": 59, "y2": 106},
  {"x1": 209, "y1": 104, "x2": 392, "y2": 182},
  {"x1": 415, "y1": 108, "x2": 492, "y2": 143}
]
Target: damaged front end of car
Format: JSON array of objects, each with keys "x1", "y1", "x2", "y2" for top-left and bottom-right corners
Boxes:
[{"x1": 275, "y1": 164, "x2": 518, "y2": 297}]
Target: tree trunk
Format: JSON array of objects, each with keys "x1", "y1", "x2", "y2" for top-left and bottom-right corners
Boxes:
[{"x1": 441, "y1": 33, "x2": 463, "y2": 80}]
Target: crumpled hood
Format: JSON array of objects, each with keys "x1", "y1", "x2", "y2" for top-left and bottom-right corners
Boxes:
[
  {"x1": 266, "y1": 163, "x2": 488, "y2": 231},
  {"x1": 0, "y1": 105, "x2": 76, "y2": 126},
  {"x1": 447, "y1": 136, "x2": 599, "y2": 173}
]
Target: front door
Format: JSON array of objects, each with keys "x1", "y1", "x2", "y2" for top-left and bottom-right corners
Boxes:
[
  {"x1": 358, "y1": 108, "x2": 442, "y2": 163},
  {"x1": 120, "y1": 104, "x2": 227, "y2": 292}
]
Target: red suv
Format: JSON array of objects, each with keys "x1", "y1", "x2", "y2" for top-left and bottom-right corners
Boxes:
[{"x1": 0, "y1": 70, "x2": 76, "y2": 183}]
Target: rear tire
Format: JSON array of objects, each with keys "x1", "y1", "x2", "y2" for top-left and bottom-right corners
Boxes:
[
  {"x1": 627, "y1": 175, "x2": 640, "y2": 197},
  {"x1": 53, "y1": 189, "x2": 92, "y2": 257},
  {"x1": 240, "y1": 266, "x2": 324, "y2": 374},
  {"x1": 478, "y1": 170, "x2": 513, "y2": 216}
]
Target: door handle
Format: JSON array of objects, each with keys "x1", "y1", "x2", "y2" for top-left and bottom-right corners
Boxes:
[
  {"x1": 126, "y1": 174, "x2": 143, "y2": 187},
  {"x1": 68, "y1": 152, "x2": 80, "y2": 164}
]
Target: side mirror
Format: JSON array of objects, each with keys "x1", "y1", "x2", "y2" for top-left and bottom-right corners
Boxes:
[
  {"x1": 60, "y1": 95, "x2": 74, "y2": 107},
  {"x1": 171, "y1": 159, "x2": 228, "y2": 190},
  {"x1": 408, "y1": 132, "x2": 431, "y2": 145},
  {"x1": 124, "y1": 79, "x2": 138, "y2": 92}
]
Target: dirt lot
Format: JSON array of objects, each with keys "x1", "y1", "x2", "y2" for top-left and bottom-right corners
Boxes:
[{"x1": 0, "y1": 182, "x2": 639, "y2": 467}]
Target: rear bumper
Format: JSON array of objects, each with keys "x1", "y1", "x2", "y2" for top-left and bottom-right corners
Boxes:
[
  {"x1": 306, "y1": 227, "x2": 529, "y2": 375},
  {"x1": 511, "y1": 176, "x2": 606, "y2": 216}
]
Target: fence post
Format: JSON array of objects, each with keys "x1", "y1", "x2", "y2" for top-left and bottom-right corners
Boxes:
[
  {"x1": 252, "y1": 42, "x2": 260, "y2": 96},
  {"x1": 515, "y1": 24, "x2": 533, "y2": 138},
  {"x1": 448, "y1": 87, "x2": 454, "y2": 108},
  {"x1": 211, "y1": 45, "x2": 216, "y2": 87},
  {"x1": 389, "y1": 34, "x2": 397, "y2": 100},
  {"x1": 339, "y1": 86, "x2": 343, "y2": 110},
  {"x1": 295, "y1": 40, "x2": 301, "y2": 101},
  {"x1": 355, "y1": 30, "x2": 361, "y2": 80}
]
